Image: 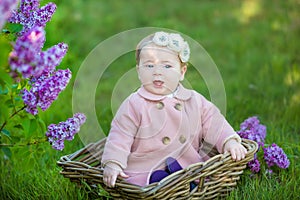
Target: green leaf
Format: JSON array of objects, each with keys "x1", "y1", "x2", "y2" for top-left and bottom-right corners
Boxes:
[
  {"x1": 20, "y1": 151, "x2": 36, "y2": 173},
  {"x1": 1, "y1": 147, "x2": 12, "y2": 159},
  {"x1": 0, "y1": 67, "x2": 13, "y2": 86},
  {"x1": 37, "y1": 118, "x2": 47, "y2": 133},
  {"x1": 29, "y1": 119, "x2": 38, "y2": 136},
  {"x1": 11, "y1": 136, "x2": 21, "y2": 144},
  {"x1": 14, "y1": 124, "x2": 24, "y2": 130},
  {"x1": 1, "y1": 129, "x2": 11, "y2": 137},
  {"x1": 11, "y1": 84, "x2": 18, "y2": 89},
  {"x1": 5, "y1": 99, "x2": 14, "y2": 107},
  {"x1": 0, "y1": 85, "x2": 9, "y2": 95},
  {"x1": 4, "y1": 23, "x2": 23, "y2": 34},
  {"x1": 27, "y1": 113, "x2": 36, "y2": 120},
  {"x1": 22, "y1": 118, "x2": 30, "y2": 136},
  {"x1": 14, "y1": 96, "x2": 22, "y2": 102},
  {"x1": 20, "y1": 79, "x2": 29, "y2": 89},
  {"x1": 21, "y1": 118, "x2": 40, "y2": 138},
  {"x1": 0, "y1": 105, "x2": 10, "y2": 122},
  {"x1": 1, "y1": 129, "x2": 12, "y2": 144}
]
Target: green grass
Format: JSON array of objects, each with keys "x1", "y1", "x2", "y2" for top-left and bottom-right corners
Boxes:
[{"x1": 1, "y1": 0, "x2": 300, "y2": 199}]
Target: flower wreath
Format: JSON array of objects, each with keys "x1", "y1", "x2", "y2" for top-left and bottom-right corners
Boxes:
[{"x1": 152, "y1": 31, "x2": 190, "y2": 63}]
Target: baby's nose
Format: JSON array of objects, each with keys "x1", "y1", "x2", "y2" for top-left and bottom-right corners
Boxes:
[{"x1": 153, "y1": 66, "x2": 163, "y2": 75}]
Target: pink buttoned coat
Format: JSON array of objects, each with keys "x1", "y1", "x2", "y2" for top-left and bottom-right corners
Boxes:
[{"x1": 101, "y1": 84, "x2": 241, "y2": 186}]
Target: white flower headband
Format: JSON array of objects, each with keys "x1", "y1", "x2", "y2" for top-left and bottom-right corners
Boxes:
[{"x1": 151, "y1": 31, "x2": 190, "y2": 63}]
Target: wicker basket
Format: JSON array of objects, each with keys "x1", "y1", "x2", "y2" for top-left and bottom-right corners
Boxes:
[{"x1": 57, "y1": 138, "x2": 257, "y2": 199}]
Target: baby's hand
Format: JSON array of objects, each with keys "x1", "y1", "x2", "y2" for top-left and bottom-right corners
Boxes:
[
  {"x1": 223, "y1": 139, "x2": 247, "y2": 161},
  {"x1": 103, "y1": 162, "x2": 129, "y2": 188}
]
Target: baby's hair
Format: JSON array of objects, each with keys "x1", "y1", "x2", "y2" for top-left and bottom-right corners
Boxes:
[
  {"x1": 135, "y1": 32, "x2": 189, "y2": 68},
  {"x1": 135, "y1": 34, "x2": 155, "y2": 65}
]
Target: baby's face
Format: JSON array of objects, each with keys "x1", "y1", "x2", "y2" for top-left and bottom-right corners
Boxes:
[{"x1": 137, "y1": 44, "x2": 186, "y2": 95}]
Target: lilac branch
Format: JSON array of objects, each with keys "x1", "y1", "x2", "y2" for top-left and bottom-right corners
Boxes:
[
  {"x1": 0, "y1": 105, "x2": 26, "y2": 133},
  {"x1": 0, "y1": 137, "x2": 47, "y2": 147}
]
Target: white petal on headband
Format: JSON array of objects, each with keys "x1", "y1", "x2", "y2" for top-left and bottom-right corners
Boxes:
[
  {"x1": 179, "y1": 41, "x2": 190, "y2": 63},
  {"x1": 152, "y1": 31, "x2": 169, "y2": 46},
  {"x1": 168, "y1": 33, "x2": 185, "y2": 52},
  {"x1": 152, "y1": 31, "x2": 190, "y2": 63}
]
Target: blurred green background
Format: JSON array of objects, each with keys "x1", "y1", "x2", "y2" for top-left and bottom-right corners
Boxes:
[{"x1": 1, "y1": 0, "x2": 299, "y2": 199}]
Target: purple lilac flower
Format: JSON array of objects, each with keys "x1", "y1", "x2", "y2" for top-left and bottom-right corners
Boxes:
[
  {"x1": 22, "y1": 69, "x2": 72, "y2": 115},
  {"x1": 9, "y1": 25, "x2": 68, "y2": 78},
  {"x1": 0, "y1": 0, "x2": 19, "y2": 29},
  {"x1": 240, "y1": 116, "x2": 260, "y2": 130},
  {"x1": 40, "y1": 42, "x2": 68, "y2": 73},
  {"x1": 248, "y1": 154, "x2": 261, "y2": 173},
  {"x1": 237, "y1": 116, "x2": 266, "y2": 148},
  {"x1": 9, "y1": 26, "x2": 46, "y2": 78},
  {"x1": 8, "y1": 0, "x2": 56, "y2": 35},
  {"x1": 263, "y1": 143, "x2": 290, "y2": 169},
  {"x1": 46, "y1": 113, "x2": 86, "y2": 150}
]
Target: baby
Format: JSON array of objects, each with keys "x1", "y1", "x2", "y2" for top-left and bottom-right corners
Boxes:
[{"x1": 101, "y1": 31, "x2": 247, "y2": 188}]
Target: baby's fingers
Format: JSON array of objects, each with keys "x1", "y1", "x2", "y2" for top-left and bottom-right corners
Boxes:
[
  {"x1": 120, "y1": 171, "x2": 129, "y2": 178},
  {"x1": 232, "y1": 146, "x2": 247, "y2": 161},
  {"x1": 241, "y1": 146, "x2": 248, "y2": 159},
  {"x1": 230, "y1": 149, "x2": 237, "y2": 160},
  {"x1": 103, "y1": 171, "x2": 117, "y2": 187},
  {"x1": 105, "y1": 174, "x2": 117, "y2": 188},
  {"x1": 110, "y1": 174, "x2": 118, "y2": 187},
  {"x1": 103, "y1": 176, "x2": 108, "y2": 186}
]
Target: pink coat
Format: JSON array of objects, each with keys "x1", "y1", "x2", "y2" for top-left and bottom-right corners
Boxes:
[{"x1": 101, "y1": 84, "x2": 241, "y2": 186}]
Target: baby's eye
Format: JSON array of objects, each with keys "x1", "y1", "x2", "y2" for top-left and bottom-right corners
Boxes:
[
  {"x1": 144, "y1": 64, "x2": 154, "y2": 68},
  {"x1": 163, "y1": 65, "x2": 172, "y2": 69}
]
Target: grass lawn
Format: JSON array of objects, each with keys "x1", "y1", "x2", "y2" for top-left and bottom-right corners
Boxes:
[{"x1": 1, "y1": 0, "x2": 299, "y2": 199}]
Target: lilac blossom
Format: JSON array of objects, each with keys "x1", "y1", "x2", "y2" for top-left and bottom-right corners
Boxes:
[
  {"x1": 0, "y1": 0, "x2": 19, "y2": 29},
  {"x1": 237, "y1": 116, "x2": 266, "y2": 148},
  {"x1": 247, "y1": 154, "x2": 261, "y2": 173},
  {"x1": 9, "y1": 26, "x2": 68, "y2": 78},
  {"x1": 263, "y1": 143, "x2": 290, "y2": 169},
  {"x1": 46, "y1": 113, "x2": 86, "y2": 150},
  {"x1": 9, "y1": 26, "x2": 46, "y2": 78},
  {"x1": 22, "y1": 69, "x2": 72, "y2": 115},
  {"x1": 238, "y1": 116, "x2": 290, "y2": 175},
  {"x1": 40, "y1": 42, "x2": 68, "y2": 73},
  {"x1": 8, "y1": 0, "x2": 56, "y2": 35}
]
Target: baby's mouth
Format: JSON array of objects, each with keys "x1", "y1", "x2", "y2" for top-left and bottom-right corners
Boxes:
[{"x1": 153, "y1": 80, "x2": 164, "y2": 87}]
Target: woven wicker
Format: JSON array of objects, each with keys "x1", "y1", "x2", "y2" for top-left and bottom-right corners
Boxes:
[{"x1": 58, "y1": 138, "x2": 257, "y2": 199}]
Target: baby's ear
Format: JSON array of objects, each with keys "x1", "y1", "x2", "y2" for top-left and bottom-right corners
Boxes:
[{"x1": 180, "y1": 65, "x2": 187, "y2": 81}]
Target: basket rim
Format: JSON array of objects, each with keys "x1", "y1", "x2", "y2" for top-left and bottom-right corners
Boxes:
[{"x1": 57, "y1": 138, "x2": 258, "y2": 192}]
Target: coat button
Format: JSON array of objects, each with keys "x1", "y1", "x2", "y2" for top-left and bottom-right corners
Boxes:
[
  {"x1": 162, "y1": 137, "x2": 170, "y2": 145},
  {"x1": 179, "y1": 135, "x2": 186, "y2": 144},
  {"x1": 156, "y1": 102, "x2": 164, "y2": 110},
  {"x1": 174, "y1": 103, "x2": 182, "y2": 111}
]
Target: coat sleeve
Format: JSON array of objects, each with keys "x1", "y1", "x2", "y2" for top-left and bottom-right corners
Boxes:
[
  {"x1": 101, "y1": 94, "x2": 140, "y2": 169},
  {"x1": 199, "y1": 94, "x2": 241, "y2": 153}
]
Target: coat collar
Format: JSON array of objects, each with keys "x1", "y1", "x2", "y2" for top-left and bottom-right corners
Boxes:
[{"x1": 137, "y1": 84, "x2": 192, "y2": 101}]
